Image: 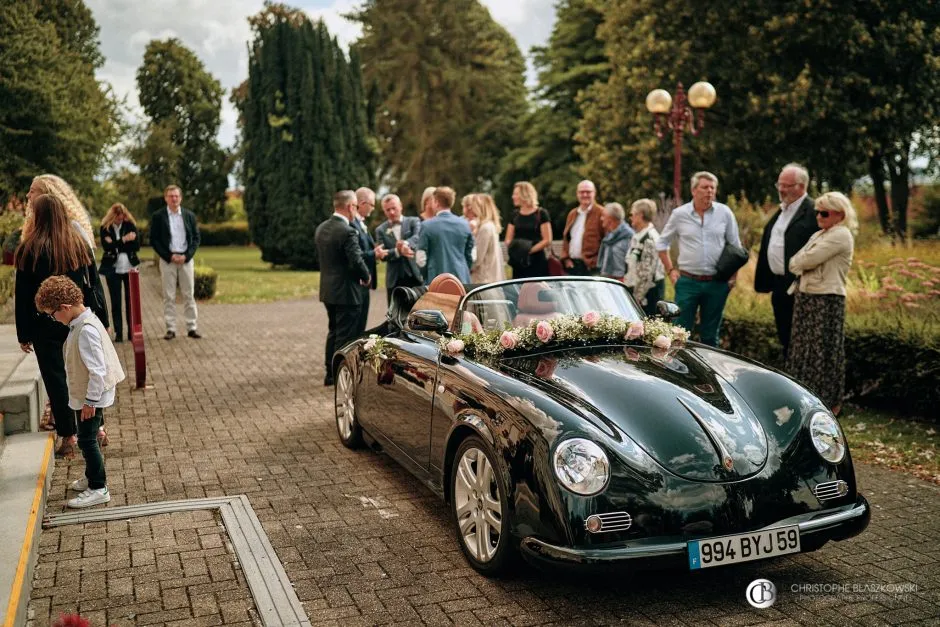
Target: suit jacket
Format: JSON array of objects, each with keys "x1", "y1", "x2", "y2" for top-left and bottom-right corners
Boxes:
[
  {"x1": 754, "y1": 196, "x2": 818, "y2": 292},
  {"x1": 562, "y1": 203, "x2": 606, "y2": 269},
  {"x1": 375, "y1": 216, "x2": 422, "y2": 288},
  {"x1": 417, "y1": 210, "x2": 474, "y2": 284},
  {"x1": 315, "y1": 215, "x2": 371, "y2": 305},
  {"x1": 150, "y1": 207, "x2": 200, "y2": 263},
  {"x1": 354, "y1": 217, "x2": 378, "y2": 290},
  {"x1": 98, "y1": 222, "x2": 141, "y2": 275}
]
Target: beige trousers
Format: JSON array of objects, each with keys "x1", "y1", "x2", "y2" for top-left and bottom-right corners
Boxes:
[{"x1": 159, "y1": 258, "x2": 198, "y2": 332}]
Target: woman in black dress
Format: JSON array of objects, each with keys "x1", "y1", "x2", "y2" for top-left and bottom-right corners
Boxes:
[
  {"x1": 504, "y1": 181, "x2": 552, "y2": 278},
  {"x1": 99, "y1": 203, "x2": 141, "y2": 343}
]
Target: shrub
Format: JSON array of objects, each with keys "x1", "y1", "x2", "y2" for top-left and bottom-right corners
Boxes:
[
  {"x1": 912, "y1": 185, "x2": 940, "y2": 239},
  {"x1": 194, "y1": 265, "x2": 218, "y2": 300},
  {"x1": 0, "y1": 265, "x2": 14, "y2": 305},
  {"x1": 199, "y1": 221, "x2": 251, "y2": 246},
  {"x1": 721, "y1": 313, "x2": 939, "y2": 420},
  {"x1": 725, "y1": 194, "x2": 772, "y2": 251}
]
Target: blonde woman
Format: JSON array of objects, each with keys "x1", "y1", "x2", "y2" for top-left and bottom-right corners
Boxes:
[
  {"x1": 505, "y1": 181, "x2": 551, "y2": 278},
  {"x1": 24, "y1": 174, "x2": 96, "y2": 248},
  {"x1": 461, "y1": 194, "x2": 480, "y2": 236},
  {"x1": 786, "y1": 191, "x2": 858, "y2": 415},
  {"x1": 420, "y1": 186, "x2": 437, "y2": 221},
  {"x1": 99, "y1": 203, "x2": 141, "y2": 343},
  {"x1": 469, "y1": 194, "x2": 505, "y2": 284}
]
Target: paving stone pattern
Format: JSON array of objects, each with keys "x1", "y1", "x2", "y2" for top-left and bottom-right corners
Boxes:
[{"x1": 27, "y1": 267, "x2": 940, "y2": 626}]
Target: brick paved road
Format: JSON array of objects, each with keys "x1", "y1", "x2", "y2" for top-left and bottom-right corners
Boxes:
[{"x1": 28, "y1": 267, "x2": 940, "y2": 626}]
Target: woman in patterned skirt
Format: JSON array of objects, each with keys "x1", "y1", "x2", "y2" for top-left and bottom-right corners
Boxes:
[{"x1": 786, "y1": 191, "x2": 857, "y2": 415}]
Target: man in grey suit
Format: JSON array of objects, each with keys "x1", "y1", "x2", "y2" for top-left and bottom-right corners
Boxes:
[
  {"x1": 375, "y1": 194, "x2": 423, "y2": 303},
  {"x1": 416, "y1": 187, "x2": 474, "y2": 284},
  {"x1": 315, "y1": 190, "x2": 371, "y2": 386}
]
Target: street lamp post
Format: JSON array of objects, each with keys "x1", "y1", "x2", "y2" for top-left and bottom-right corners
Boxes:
[{"x1": 645, "y1": 81, "x2": 717, "y2": 204}]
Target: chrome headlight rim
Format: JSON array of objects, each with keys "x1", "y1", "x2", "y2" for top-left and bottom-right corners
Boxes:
[
  {"x1": 552, "y1": 437, "x2": 610, "y2": 496},
  {"x1": 809, "y1": 410, "x2": 846, "y2": 464}
]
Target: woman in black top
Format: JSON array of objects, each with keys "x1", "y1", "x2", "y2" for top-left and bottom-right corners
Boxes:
[
  {"x1": 99, "y1": 203, "x2": 141, "y2": 342},
  {"x1": 15, "y1": 194, "x2": 108, "y2": 457},
  {"x1": 504, "y1": 181, "x2": 553, "y2": 278}
]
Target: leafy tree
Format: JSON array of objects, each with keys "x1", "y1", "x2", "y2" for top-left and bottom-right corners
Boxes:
[
  {"x1": 351, "y1": 0, "x2": 527, "y2": 212},
  {"x1": 237, "y1": 3, "x2": 374, "y2": 268},
  {"x1": 0, "y1": 0, "x2": 119, "y2": 205},
  {"x1": 498, "y1": 0, "x2": 608, "y2": 229},
  {"x1": 135, "y1": 39, "x2": 231, "y2": 222}
]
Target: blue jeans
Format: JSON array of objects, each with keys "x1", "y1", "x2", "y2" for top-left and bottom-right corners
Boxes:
[
  {"x1": 76, "y1": 408, "x2": 106, "y2": 489},
  {"x1": 674, "y1": 276, "x2": 731, "y2": 347}
]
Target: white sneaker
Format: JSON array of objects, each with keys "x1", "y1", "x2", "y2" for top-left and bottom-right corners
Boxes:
[
  {"x1": 67, "y1": 487, "x2": 110, "y2": 509},
  {"x1": 69, "y1": 477, "x2": 88, "y2": 492}
]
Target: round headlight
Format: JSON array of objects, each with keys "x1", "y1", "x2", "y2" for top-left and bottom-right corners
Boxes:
[
  {"x1": 809, "y1": 411, "x2": 846, "y2": 463},
  {"x1": 553, "y1": 438, "x2": 610, "y2": 495}
]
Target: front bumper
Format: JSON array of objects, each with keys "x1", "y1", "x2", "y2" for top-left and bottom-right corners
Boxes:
[{"x1": 520, "y1": 495, "x2": 870, "y2": 571}]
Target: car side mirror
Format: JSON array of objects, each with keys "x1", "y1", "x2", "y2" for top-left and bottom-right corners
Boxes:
[
  {"x1": 656, "y1": 301, "x2": 681, "y2": 320},
  {"x1": 408, "y1": 309, "x2": 450, "y2": 335}
]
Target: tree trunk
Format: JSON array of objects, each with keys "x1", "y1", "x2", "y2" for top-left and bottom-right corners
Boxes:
[
  {"x1": 869, "y1": 153, "x2": 892, "y2": 236},
  {"x1": 887, "y1": 149, "x2": 910, "y2": 241}
]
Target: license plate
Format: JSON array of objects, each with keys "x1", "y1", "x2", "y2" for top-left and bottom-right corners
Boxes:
[{"x1": 688, "y1": 525, "x2": 801, "y2": 569}]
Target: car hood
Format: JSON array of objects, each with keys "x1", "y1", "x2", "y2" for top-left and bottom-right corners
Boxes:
[{"x1": 499, "y1": 345, "x2": 769, "y2": 482}]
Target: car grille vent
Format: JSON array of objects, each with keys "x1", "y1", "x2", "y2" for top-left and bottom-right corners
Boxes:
[
  {"x1": 813, "y1": 480, "x2": 849, "y2": 501},
  {"x1": 585, "y1": 512, "x2": 632, "y2": 533}
]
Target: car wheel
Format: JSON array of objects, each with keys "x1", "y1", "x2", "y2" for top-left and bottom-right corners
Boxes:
[
  {"x1": 335, "y1": 362, "x2": 362, "y2": 448},
  {"x1": 451, "y1": 436, "x2": 516, "y2": 575}
]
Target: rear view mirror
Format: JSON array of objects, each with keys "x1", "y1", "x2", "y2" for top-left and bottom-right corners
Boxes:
[
  {"x1": 408, "y1": 309, "x2": 449, "y2": 334},
  {"x1": 656, "y1": 301, "x2": 681, "y2": 320}
]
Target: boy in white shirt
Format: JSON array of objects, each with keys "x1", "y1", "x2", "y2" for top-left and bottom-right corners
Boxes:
[{"x1": 36, "y1": 276, "x2": 126, "y2": 508}]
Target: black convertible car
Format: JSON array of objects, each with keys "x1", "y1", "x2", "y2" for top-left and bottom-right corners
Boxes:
[{"x1": 332, "y1": 275, "x2": 869, "y2": 575}]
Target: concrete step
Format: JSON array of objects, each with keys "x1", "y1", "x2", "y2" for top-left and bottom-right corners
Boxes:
[
  {"x1": 0, "y1": 354, "x2": 45, "y2": 435},
  {"x1": 0, "y1": 432, "x2": 54, "y2": 626}
]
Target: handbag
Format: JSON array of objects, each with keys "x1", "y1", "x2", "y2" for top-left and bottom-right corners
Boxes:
[
  {"x1": 76, "y1": 262, "x2": 110, "y2": 328},
  {"x1": 714, "y1": 241, "x2": 749, "y2": 282}
]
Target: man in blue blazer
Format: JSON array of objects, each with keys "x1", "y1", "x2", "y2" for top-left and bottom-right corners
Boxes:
[
  {"x1": 353, "y1": 187, "x2": 378, "y2": 334},
  {"x1": 416, "y1": 187, "x2": 474, "y2": 284},
  {"x1": 375, "y1": 194, "x2": 423, "y2": 303}
]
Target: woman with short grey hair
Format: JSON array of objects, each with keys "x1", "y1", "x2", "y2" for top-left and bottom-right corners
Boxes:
[
  {"x1": 624, "y1": 199, "x2": 665, "y2": 316},
  {"x1": 597, "y1": 202, "x2": 634, "y2": 281}
]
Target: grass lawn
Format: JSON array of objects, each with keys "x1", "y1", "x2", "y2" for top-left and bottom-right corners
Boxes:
[{"x1": 840, "y1": 404, "x2": 939, "y2": 485}]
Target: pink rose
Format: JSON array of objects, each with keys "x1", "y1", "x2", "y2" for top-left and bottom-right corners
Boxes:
[
  {"x1": 624, "y1": 321, "x2": 644, "y2": 340},
  {"x1": 651, "y1": 346, "x2": 669, "y2": 360},
  {"x1": 624, "y1": 347, "x2": 640, "y2": 362},
  {"x1": 535, "y1": 358, "x2": 558, "y2": 378},
  {"x1": 499, "y1": 331, "x2": 519, "y2": 350},
  {"x1": 581, "y1": 311, "x2": 600, "y2": 327},
  {"x1": 653, "y1": 335, "x2": 672, "y2": 350},
  {"x1": 364, "y1": 339, "x2": 377, "y2": 351},
  {"x1": 535, "y1": 320, "x2": 554, "y2": 343},
  {"x1": 445, "y1": 339, "x2": 465, "y2": 355}
]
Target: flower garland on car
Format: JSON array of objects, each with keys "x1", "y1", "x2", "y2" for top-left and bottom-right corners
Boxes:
[
  {"x1": 363, "y1": 334, "x2": 394, "y2": 370},
  {"x1": 440, "y1": 313, "x2": 690, "y2": 358}
]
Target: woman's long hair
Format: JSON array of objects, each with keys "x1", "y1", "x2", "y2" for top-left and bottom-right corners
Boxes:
[
  {"x1": 513, "y1": 181, "x2": 538, "y2": 210},
  {"x1": 22, "y1": 174, "x2": 95, "y2": 247},
  {"x1": 15, "y1": 194, "x2": 91, "y2": 274},
  {"x1": 473, "y1": 194, "x2": 502, "y2": 233},
  {"x1": 101, "y1": 202, "x2": 137, "y2": 230}
]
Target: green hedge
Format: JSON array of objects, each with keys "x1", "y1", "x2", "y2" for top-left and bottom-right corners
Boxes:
[
  {"x1": 0, "y1": 265, "x2": 14, "y2": 306},
  {"x1": 95, "y1": 219, "x2": 249, "y2": 248},
  {"x1": 194, "y1": 265, "x2": 218, "y2": 300},
  {"x1": 722, "y1": 312, "x2": 940, "y2": 419}
]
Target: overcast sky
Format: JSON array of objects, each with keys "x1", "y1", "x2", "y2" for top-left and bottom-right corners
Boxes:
[{"x1": 86, "y1": 0, "x2": 557, "y2": 150}]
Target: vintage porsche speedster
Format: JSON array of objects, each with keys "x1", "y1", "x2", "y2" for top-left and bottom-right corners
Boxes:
[{"x1": 332, "y1": 275, "x2": 869, "y2": 575}]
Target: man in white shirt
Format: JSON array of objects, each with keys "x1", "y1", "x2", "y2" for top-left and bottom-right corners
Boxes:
[
  {"x1": 754, "y1": 163, "x2": 818, "y2": 357},
  {"x1": 150, "y1": 185, "x2": 202, "y2": 340},
  {"x1": 561, "y1": 180, "x2": 606, "y2": 275}
]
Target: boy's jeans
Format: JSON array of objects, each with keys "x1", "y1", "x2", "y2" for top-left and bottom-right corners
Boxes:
[{"x1": 75, "y1": 408, "x2": 106, "y2": 489}]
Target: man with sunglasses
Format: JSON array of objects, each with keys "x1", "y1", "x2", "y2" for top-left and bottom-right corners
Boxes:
[{"x1": 754, "y1": 163, "x2": 819, "y2": 358}]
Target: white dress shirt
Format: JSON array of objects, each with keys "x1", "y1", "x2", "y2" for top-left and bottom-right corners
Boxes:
[
  {"x1": 167, "y1": 207, "x2": 188, "y2": 253},
  {"x1": 112, "y1": 224, "x2": 132, "y2": 274},
  {"x1": 768, "y1": 193, "x2": 806, "y2": 276},
  {"x1": 68, "y1": 310, "x2": 116, "y2": 410},
  {"x1": 568, "y1": 206, "x2": 590, "y2": 259}
]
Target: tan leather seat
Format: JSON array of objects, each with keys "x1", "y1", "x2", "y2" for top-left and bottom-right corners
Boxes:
[
  {"x1": 513, "y1": 281, "x2": 561, "y2": 326},
  {"x1": 428, "y1": 273, "x2": 466, "y2": 297}
]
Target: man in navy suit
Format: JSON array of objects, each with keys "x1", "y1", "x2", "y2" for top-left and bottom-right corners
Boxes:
[
  {"x1": 375, "y1": 194, "x2": 423, "y2": 304},
  {"x1": 316, "y1": 190, "x2": 371, "y2": 386},
  {"x1": 416, "y1": 187, "x2": 474, "y2": 284},
  {"x1": 353, "y1": 187, "x2": 378, "y2": 334}
]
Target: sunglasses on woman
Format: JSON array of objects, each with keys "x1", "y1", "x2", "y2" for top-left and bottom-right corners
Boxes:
[{"x1": 815, "y1": 210, "x2": 843, "y2": 218}]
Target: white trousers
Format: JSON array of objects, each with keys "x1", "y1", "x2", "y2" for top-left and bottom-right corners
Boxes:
[{"x1": 159, "y1": 258, "x2": 198, "y2": 332}]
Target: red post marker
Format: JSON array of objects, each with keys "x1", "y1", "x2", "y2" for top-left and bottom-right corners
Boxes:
[{"x1": 128, "y1": 270, "x2": 147, "y2": 388}]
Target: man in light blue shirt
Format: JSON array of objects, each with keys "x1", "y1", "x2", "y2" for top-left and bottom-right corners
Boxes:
[{"x1": 656, "y1": 171, "x2": 741, "y2": 346}]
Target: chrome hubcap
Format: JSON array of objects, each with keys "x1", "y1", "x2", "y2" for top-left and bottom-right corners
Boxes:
[
  {"x1": 454, "y1": 447, "x2": 502, "y2": 562},
  {"x1": 335, "y1": 366, "x2": 354, "y2": 439}
]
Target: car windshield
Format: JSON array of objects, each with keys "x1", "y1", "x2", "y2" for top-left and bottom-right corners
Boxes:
[{"x1": 458, "y1": 278, "x2": 643, "y2": 334}]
